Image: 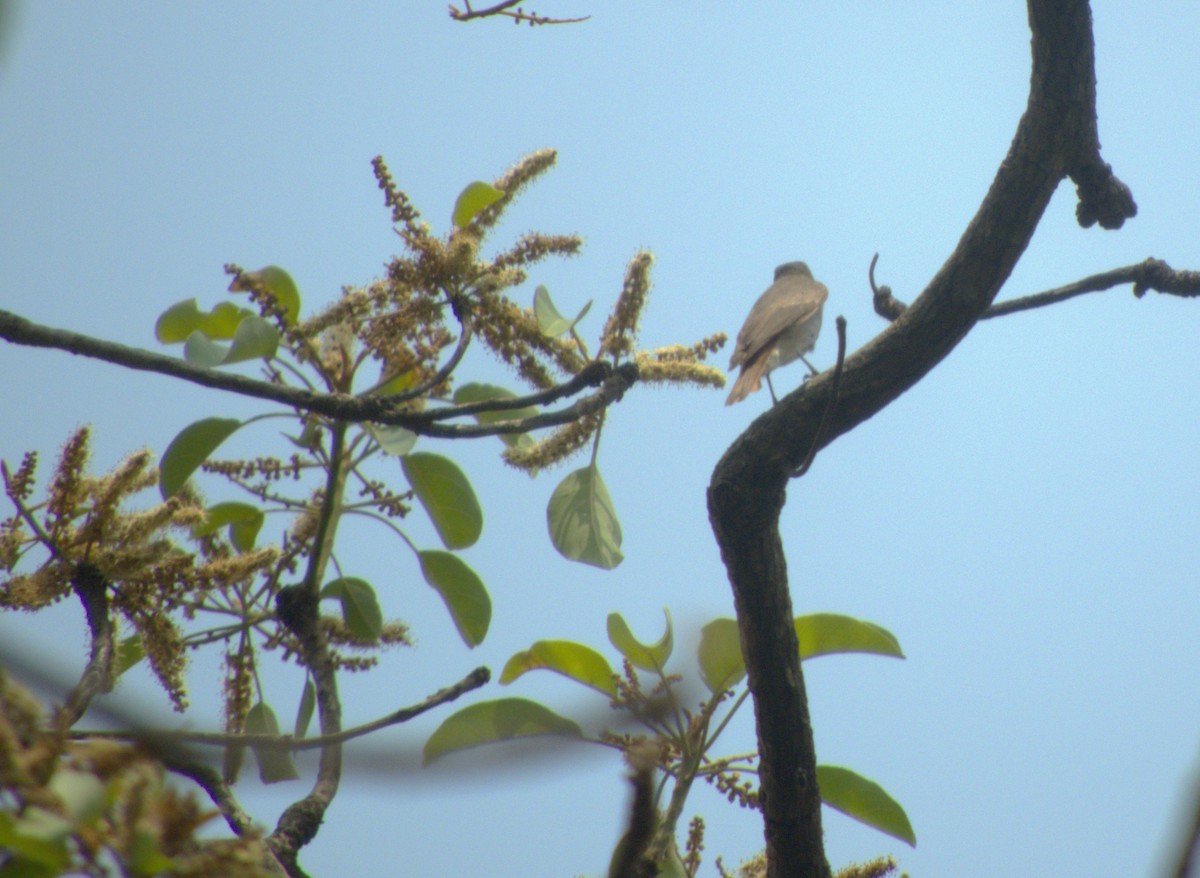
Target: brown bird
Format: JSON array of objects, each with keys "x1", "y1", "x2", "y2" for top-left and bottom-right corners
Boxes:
[{"x1": 725, "y1": 261, "x2": 828, "y2": 406}]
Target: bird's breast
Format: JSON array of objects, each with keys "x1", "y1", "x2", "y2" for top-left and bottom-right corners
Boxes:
[{"x1": 768, "y1": 308, "x2": 823, "y2": 368}]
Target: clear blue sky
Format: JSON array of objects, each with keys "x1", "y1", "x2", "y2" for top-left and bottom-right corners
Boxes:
[{"x1": 2, "y1": 4, "x2": 1199, "y2": 876}]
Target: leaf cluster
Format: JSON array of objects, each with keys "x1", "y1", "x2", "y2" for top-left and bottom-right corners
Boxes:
[
  {"x1": 424, "y1": 609, "x2": 917, "y2": 875},
  {"x1": 0, "y1": 151, "x2": 731, "y2": 874}
]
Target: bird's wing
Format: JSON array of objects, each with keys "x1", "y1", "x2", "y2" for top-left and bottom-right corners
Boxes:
[{"x1": 728, "y1": 279, "x2": 828, "y2": 369}]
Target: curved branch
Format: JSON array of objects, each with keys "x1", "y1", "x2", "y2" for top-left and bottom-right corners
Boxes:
[
  {"x1": 792, "y1": 317, "x2": 847, "y2": 480},
  {"x1": 373, "y1": 304, "x2": 474, "y2": 403},
  {"x1": 1, "y1": 477, "x2": 118, "y2": 731},
  {"x1": 57, "y1": 564, "x2": 115, "y2": 730},
  {"x1": 162, "y1": 759, "x2": 263, "y2": 838},
  {"x1": 709, "y1": 4, "x2": 1138, "y2": 877},
  {"x1": 868, "y1": 254, "x2": 906, "y2": 322}
]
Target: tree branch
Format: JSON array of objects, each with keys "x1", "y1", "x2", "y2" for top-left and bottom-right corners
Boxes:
[
  {"x1": 1, "y1": 474, "x2": 119, "y2": 732},
  {"x1": 55, "y1": 564, "x2": 116, "y2": 731},
  {"x1": 708, "y1": 3, "x2": 1150, "y2": 877},
  {"x1": 74, "y1": 666, "x2": 491, "y2": 751},
  {"x1": 267, "y1": 425, "x2": 348, "y2": 873},
  {"x1": 0, "y1": 309, "x2": 638, "y2": 438},
  {"x1": 447, "y1": 1, "x2": 590, "y2": 25},
  {"x1": 873, "y1": 256, "x2": 1200, "y2": 322},
  {"x1": 792, "y1": 317, "x2": 847, "y2": 480},
  {"x1": 982, "y1": 258, "x2": 1200, "y2": 318}
]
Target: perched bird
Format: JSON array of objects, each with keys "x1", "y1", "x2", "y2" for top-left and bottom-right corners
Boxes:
[{"x1": 725, "y1": 261, "x2": 828, "y2": 406}]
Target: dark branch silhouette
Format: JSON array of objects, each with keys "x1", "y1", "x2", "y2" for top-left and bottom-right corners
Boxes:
[
  {"x1": 870, "y1": 255, "x2": 1200, "y2": 322},
  {"x1": 707, "y1": 3, "x2": 1190, "y2": 877}
]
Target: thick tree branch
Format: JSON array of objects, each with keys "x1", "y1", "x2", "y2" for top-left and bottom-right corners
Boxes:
[
  {"x1": 708, "y1": 3, "x2": 1145, "y2": 876},
  {"x1": 1171, "y1": 773, "x2": 1200, "y2": 878}
]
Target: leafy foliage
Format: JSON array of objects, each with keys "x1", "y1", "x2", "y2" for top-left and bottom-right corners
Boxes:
[
  {"x1": 429, "y1": 608, "x2": 915, "y2": 873},
  {"x1": 0, "y1": 151, "x2": 857, "y2": 878}
]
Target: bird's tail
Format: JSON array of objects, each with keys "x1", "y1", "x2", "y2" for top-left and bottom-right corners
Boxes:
[{"x1": 725, "y1": 358, "x2": 768, "y2": 405}]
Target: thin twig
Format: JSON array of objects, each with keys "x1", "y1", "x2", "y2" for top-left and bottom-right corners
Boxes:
[
  {"x1": 56, "y1": 564, "x2": 116, "y2": 730},
  {"x1": 0, "y1": 309, "x2": 638, "y2": 439},
  {"x1": 162, "y1": 758, "x2": 262, "y2": 837},
  {"x1": 448, "y1": 0, "x2": 590, "y2": 25},
  {"x1": 410, "y1": 359, "x2": 612, "y2": 420},
  {"x1": 268, "y1": 424, "x2": 348, "y2": 867},
  {"x1": 867, "y1": 255, "x2": 1200, "y2": 324},
  {"x1": 869, "y1": 253, "x2": 907, "y2": 321},
  {"x1": 1, "y1": 471, "x2": 118, "y2": 730},
  {"x1": 983, "y1": 257, "x2": 1200, "y2": 318},
  {"x1": 74, "y1": 667, "x2": 491, "y2": 751},
  {"x1": 366, "y1": 303, "x2": 474, "y2": 403},
  {"x1": 793, "y1": 316, "x2": 847, "y2": 479}
]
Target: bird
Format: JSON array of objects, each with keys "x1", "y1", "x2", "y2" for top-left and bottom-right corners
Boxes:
[{"x1": 725, "y1": 261, "x2": 829, "y2": 406}]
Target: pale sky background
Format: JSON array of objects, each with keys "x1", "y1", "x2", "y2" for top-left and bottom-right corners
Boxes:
[{"x1": 2, "y1": 4, "x2": 1199, "y2": 877}]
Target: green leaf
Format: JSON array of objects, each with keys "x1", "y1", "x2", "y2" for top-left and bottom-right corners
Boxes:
[
  {"x1": 500, "y1": 640, "x2": 617, "y2": 696},
  {"x1": 452, "y1": 181, "x2": 504, "y2": 228},
  {"x1": 321, "y1": 577, "x2": 384, "y2": 641},
  {"x1": 372, "y1": 368, "x2": 421, "y2": 397},
  {"x1": 402, "y1": 452, "x2": 483, "y2": 550},
  {"x1": 817, "y1": 765, "x2": 916, "y2": 847},
  {"x1": 453, "y1": 383, "x2": 537, "y2": 450},
  {"x1": 155, "y1": 298, "x2": 253, "y2": 343},
  {"x1": 228, "y1": 265, "x2": 301, "y2": 325},
  {"x1": 607, "y1": 609, "x2": 673, "y2": 671},
  {"x1": 796, "y1": 613, "x2": 905, "y2": 661},
  {"x1": 244, "y1": 702, "x2": 300, "y2": 784},
  {"x1": 192, "y1": 501, "x2": 264, "y2": 552},
  {"x1": 0, "y1": 810, "x2": 72, "y2": 872},
  {"x1": 697, "y1": 618, "x2": 745, "y2": 693},
  {"x1": 159, "y1": 417, "x2": 242, "y2": 499},
  {"x1": 182, "y1": 315, "x2": 278, "y2": 367},
  {"x1": 3, "y1": 806, "x2": 71, "y2": 844},
  {"x1": 418, "y1": 550, "x2": 491, "y2": 647},
  {"x1": 533, "y1": 285, "x2": 592, "y2": 337},
  {"x1": 547, "y1": 465, "x2": 623, "y2": 569},
  {"x1": 113, "y1": 633, "x2": 144, "y2": 678},
  {"x1": 127, "y1": 828, "x2": 178, "y2": 875},
  {"x1": 367, "y1": 424, "x2": 418, "y2": 456},
  {"x1": 423, "y1": 698, "x2": 581, "y2": 765},
  {"x1": 294, "y1": 678, "x2": 315, "y2": 740},
  {"x1": 48, "y1": 768, "x2": 107, "y2": 825},
  {"x1": 286, "y1": 415, "x2": 324, "y2": 452}
]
